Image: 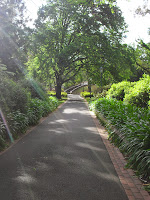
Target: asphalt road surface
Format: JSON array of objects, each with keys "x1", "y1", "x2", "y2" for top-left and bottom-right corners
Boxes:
[{"x1": 0, "y1": 94, "x2": 128, "y2": 200}]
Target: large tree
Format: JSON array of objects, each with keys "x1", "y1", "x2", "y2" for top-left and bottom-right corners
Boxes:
[{"x1": 29, "y1": 0, "x2": 126, "y2": 98}]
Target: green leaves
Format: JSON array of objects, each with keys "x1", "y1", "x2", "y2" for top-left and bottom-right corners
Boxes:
[
  {"x1": 80, "y1": 91, "x2": 94, "y2": 98},
  {"x1": 0, "y1": 78, "x2": 30, "y2": 114},
  {"x1": 0, "y1": 0, "x2": 29, "y2": 75},
  {"x1": 29, "y1": 0, "x2": 126, "y2": 98},
  {"x1": 0, "y1": 95, "x2": 59, "y2": 150},
  {"x1": 106, "y1": 81, "x2": 133, "y2": 101},
  {"x1": 47, "y1": 91, "x2": 67, "y2": 98},
  {"x1": 27, "y1": 97, "x2": 59, "y2": 126},
  {"x1": 124, "y1": 74, "x2": 150, "y2": 108},
  {"x1": 105, "y1": 75, "x2": 150, "y2": 109},
  {"x1": 89, "y1": 98, "x2": 150, "y2": 180}
]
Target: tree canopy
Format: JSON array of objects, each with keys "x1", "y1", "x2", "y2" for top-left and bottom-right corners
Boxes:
[
  {"x1": 0, "y1": 0, "x2": 29, "y2": 76},
  {"x1": 28, "y1": 0, "x2": 126, "y2": 98},
  {"x1": 135, "y1": 40, "x2": 150, "y2": 75}
]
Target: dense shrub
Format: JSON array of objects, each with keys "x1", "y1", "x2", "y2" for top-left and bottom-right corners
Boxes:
[
  {"x1": 0, "y1": 75, "x2": 60, "y2": 151},
  {"x1": 48, "y1": 96, "x2": 59, "y2": 110},
  {"x1": 106, "y1": 81, "x2": 133, "y2": 101},
  {"x1": 89, "y1": 98, "x2": 150, "y2": 180},
  {"x1": 47, "y1": 91, "x2": 56, "y2": 96},
  {"x1": 80, "y1": 91, "x2": 94, "y2": 98},
  {"x1": 7, "y1": 111, "x2": 29, "y2": 138},
  {"x1": 0, "y1": 116, "x2": 7, "y2": 139},
  {"x1": 0, "y1": 78, "x2": 30, "y2": 114},
  {"x1": 47, "y1": 91, "x2": 67, "y2": 98},
  {"x1": 0, "y1": 96, "x2": 59, "y2": 150},
  {"x1": 0, "y1": 116, "x2": 7, "y2": 150},
  {"x1": 95, "y1": 84, "x2": 111, "y2": 94},
  {"x1": 96, "y1": 90, "x2": 107, "y2": 98},
  {"x1": 61, "y1": 92, "x2": 67, "y2": 98},
  {"x1": 27, "y1": 98, "x2": 45, "y2": 125},
  {"x1": 124, "y1": 75, "x2": 150, "y2": 108},
  {"x1": 0, "y1": 135, "x2": 6, "y2": 151},
  {"x1": 27, "y1": 97, "x2": 59, "y2": 126},
  {"x1": 19, "y1": 78, "x2": 48, "y2": 100},
  {"x1": 0, "y1": 110, "x2": 28, "y2": 142}
]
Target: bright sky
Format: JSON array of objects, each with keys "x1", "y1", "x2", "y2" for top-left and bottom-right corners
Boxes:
[
  {"x1": 25, "y1": 0, "x2": 150, "y2": 45},
  {"x1": 117, "y1": 0, "x2": 150, "y2": 45}
]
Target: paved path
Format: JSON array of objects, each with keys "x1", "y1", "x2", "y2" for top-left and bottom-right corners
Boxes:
[{"x1": 0, "y1": 94, "x2": 128, "y2": 200}]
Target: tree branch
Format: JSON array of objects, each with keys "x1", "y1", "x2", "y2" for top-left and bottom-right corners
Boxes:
[{"x1": 136, "y1": 61, "x2": 150, "y2": 75}]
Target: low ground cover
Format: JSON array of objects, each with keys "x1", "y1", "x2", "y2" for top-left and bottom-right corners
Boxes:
[
  {"x1": 0, "y1": 77, "x2": 66, "y2": 152},
  {"x1": 89, "y1": 98, "x2": 150, "y2": 186},
  {"x1": 0, "y1": 96, "x2": 60, "y2": 151}
]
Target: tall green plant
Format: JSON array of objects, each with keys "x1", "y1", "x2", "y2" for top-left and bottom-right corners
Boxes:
[
  {"x1": 0, "y1": 78, "x2": 30, "y2": 114},
  {"x1": 90, "y1": 98, "x2": 150, "y2": 180}
]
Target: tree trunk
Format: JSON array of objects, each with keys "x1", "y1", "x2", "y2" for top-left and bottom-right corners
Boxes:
[
  {"x1": 56, "y1": 83, "x2": 62, "y2": 99},
  {"x1": 88, "y1": 84, "x2": 91, "y2": 93},
  {"x1": 49, "y1": 83, "x2": 52, "y2": 91},
  {"x1": 88, "y1": 80, "x2": 91, "y2": 93}
]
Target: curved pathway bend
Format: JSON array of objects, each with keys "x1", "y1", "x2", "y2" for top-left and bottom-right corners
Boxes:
[{"x1": 0, "y1": 94, "x2": 130, "y2": 200}]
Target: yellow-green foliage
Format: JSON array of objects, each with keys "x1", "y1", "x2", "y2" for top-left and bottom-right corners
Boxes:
[
  {"x1": 80, "y1": 91, "x2": 94, "y2": 98},
  {"x1": 106, "y1": 81, "x2": 133, "y2": 101},
  {"x1": 47, "y1": 91, "x2": 67, "y2": 98},
  {"x1": 124, "y1": 75, "x2": 150, "y2": 108},
  {"x1": 106, "y1": 75, "x2": 150, "y2": 108}
]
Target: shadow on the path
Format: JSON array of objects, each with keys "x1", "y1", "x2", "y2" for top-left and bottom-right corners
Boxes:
[{"x1": 0, "y1": 100, "x2": 128, "y2": 200}]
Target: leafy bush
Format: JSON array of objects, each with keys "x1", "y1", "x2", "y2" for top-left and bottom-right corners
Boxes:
[
  {"x1": 48, "y1": 96, "x2": 59, "y2": 110},
  {"x1": 95, "y1": 84, "x2": 111, "y2": 94},
  {"x1": 0, "y1": 78, "x2": 30, "y2": 114},
  {"x1": 106, "y1": 81, "x2": 133, "y2": 101},
  {"x1": 19, "y1": 78, "x2": 48, "y2": 100},
  {"x1": 27, "y1": 97, "x2": 59, "y2": 126},
  {"x1": 47, "y1": 91, "x2": 56, "y2": 96},
  {"x1": 7, "y1": 111, "x2": 29, "y2": 138},
  {"x1": 89, "y1": 98, "x2": 150, "y2": 180},
  {"x1": 0, "y1": 78, "x2": 60, "y2": 151},
  {"x1": 47, "y1": 91, "x2": 67, "y2": 98},
  {"x1": 0, "y1": 135, "x2": 6, "y2": 151},
  {"x1": 124, "y1": 75, "x2": 150, "y2": 108},
  {"x1": 80, "y1": 91, "x2": 94, "y2": 98},
  {"x1": 0, "y1": 117, "x2": 7, "y2": 139},
  {"x1": 27, "y1": 98, "x2": 44, "y2": 125},
  {"x1": 61, "y1": 92, "x2": 67, "y2": 98},
  {"x1": 96, "y1": 90, "x2": 107, "y2": 98}
]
